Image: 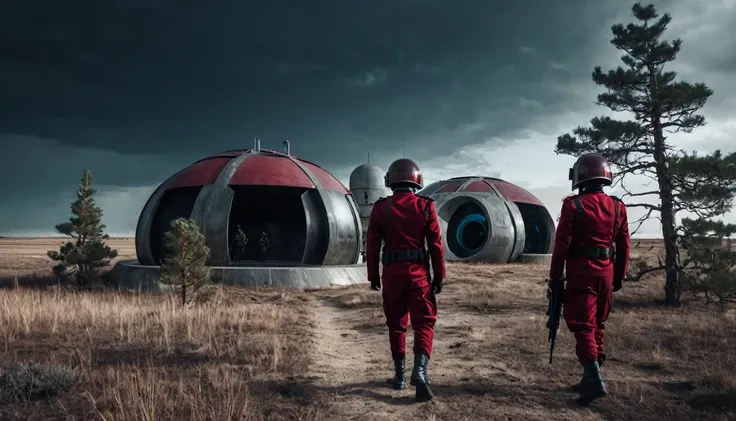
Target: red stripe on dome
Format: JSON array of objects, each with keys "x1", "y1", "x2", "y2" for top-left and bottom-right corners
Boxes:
[
  {"x1": 167, "y1": 157, "x2": 233, "y2": 189},
  {"x1": 487, "y1": 179, "x2": 544, "y2": 205},
  {"x1": 211, "y1": 149, "x2": 252, "y2": 158},
  {"x1": 300, "y1": 160, "x2": 350, "y2": 193},
  {"x1": 437, "y1": 181, "x2": 462, "y2": 193},
  {"x1": 228, "y1": 154, "x2": 315, "y2": 188},
  {"x1": 462, "y1": 180, "x2": 494, "y2": 193}
]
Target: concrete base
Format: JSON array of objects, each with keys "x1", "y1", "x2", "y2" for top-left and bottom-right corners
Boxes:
[
  {"x1": 108, "y1": 259, "x2": 368, "y2": 292},
  {"x1": 516, "y1": 253, "x2": 552, "y2": 264}
]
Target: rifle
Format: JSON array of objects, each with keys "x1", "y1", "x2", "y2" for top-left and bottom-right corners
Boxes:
[
  {"x1": 545, "y1": 277, "x2": 565, "y2": 364},
  {"x1": 426, "y1": 256, "x2": 436, "y2": 302}
]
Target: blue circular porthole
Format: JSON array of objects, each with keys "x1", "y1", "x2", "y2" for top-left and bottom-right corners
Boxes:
[{"x1": 455, "y1": 213, "x2": 488, "y2": 253}]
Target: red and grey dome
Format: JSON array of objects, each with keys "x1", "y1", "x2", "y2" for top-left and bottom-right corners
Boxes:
[
  {"x1": 135, "y1": 148, "x2": 362, "y2": 267},
  {"x1": 420, "y1": 176, "x2": 545, "y2": 206},
  {"x1": 418, "y1": 176, "x2": 554, "y2": 263}
]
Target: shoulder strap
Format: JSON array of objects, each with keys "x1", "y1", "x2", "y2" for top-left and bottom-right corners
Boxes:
[
  {"x1": 416, "y1": 195, "x2": 433, "y2": 220},
  {"x1": 610, "y1": 195, "x2": 621, "y2": 246},
  {"x1": 573, "y1": 197, "x2": 583, "y2": 216},
  {"x1": 571, "y1": 196, "x2": 583, "y2": 224}
]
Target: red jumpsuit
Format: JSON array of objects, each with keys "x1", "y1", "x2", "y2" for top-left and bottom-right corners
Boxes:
[
  {"x1": 365, "y1": 191, "x2": 446, "y2": 360},
  {"x1": 549, "y1": 191, "x2": 630, "y2": 365}
]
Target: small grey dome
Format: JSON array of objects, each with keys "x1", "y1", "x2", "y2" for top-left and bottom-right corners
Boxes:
[{"x1": 349, "y1": 164, "x2": 385, "y2": 190}]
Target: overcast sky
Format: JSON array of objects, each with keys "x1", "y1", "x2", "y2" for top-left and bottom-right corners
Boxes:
[{"x1": 1, "y1": 0, "x2": 734, "y2": 237}]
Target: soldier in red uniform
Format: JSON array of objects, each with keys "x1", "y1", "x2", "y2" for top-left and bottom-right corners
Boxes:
[
  {"x1": 365, "y1": 158, "x2": 446, "y2": 402},
  {"x1": 548, "y1": 153, "x2": 630, "y2": 406}
]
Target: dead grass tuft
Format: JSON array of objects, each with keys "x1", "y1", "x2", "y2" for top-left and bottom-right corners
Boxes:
[{"x1": 0, "y1": 361, "x2": 79, "y2": 404}]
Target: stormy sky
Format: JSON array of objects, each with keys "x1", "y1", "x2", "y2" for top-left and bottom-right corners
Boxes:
[{"x1": 1, "y1": 0, "x2": 735, "y2": 237}]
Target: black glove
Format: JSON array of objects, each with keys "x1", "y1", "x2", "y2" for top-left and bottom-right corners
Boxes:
[
  {"x1": 432, "y1": 278, "x2": 443, "y2": 295},
  {"x1": 370, "y1": 279, "x2": 381, "y2": 291},
  {"x1": 613, "y1": 278, "x2": 623, "y2": 292}
]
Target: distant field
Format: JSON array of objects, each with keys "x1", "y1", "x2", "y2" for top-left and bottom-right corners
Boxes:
[
  {"x1": 0, "y1": 236, "x2": 667, "y2": 275},
  {"x1": 0, "y1": 237, "x2": 136, "y2": 277}
]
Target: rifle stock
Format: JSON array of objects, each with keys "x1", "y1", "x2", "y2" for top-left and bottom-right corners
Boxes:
[
  {"x1": 426, "y1": 256, "x2": 434, "y2": 299},
  {"x1": 545, "y1": 277, "x2": 565, "y2": 364}
]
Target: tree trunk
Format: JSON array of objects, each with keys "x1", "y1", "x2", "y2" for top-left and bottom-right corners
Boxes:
[
  {"x1": 652, "y1": 120, "x2": 681, "y2": 306},
  {"x1": 659, "y1": 201, "x2": 681, "y2": 306},
  {"x1": 181, "y1": 281, "x2": 187, "y2": 306},
  {"x1": 647, "y1": 61, "x2": 682, "y2": 307}
]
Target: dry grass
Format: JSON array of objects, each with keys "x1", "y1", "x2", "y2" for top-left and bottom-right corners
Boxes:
[
  {"x1": 0, "y1": 286, "x2": 322, "y2": 420},
  {"x1": 1, "y1": 237, "x2": 734, "y2": 420},
  {"x1": 0, "y1": 238, "x2": 321, "y2": 420}
]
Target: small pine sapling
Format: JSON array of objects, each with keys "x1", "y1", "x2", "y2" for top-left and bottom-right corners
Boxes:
[
  {"x1": 159, "y1": 218, "x2": 211, "y2": 305},
  {"x1": 47, "y1": 169, "x2": 118, "y2": 287}
]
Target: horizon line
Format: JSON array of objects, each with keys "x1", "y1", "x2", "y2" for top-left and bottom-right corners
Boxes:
[{"x1": 0, "y1": 234, "x2": 667, "y2": 240}]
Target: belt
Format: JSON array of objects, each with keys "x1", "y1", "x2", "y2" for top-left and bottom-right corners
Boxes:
[
  {"x1": 381, "y1": 248, "x2": 428, "y2": 265},
  {"x1": 568, "y1": 246, "x2": 614, "y2": 259}
]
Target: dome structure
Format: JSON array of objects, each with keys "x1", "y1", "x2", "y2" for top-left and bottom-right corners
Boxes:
[
  {"x1": 418, "y1": 176, "x2": 554, "y2": 263},
  {"x1": 349, "y1": 164, "x2": 390, "y2": 215},
  {"x1": 135, "y1": 143, "x2": 362, "y2": 267},
  {"x1": 348, "y1": 164, "x2": 391, "y2": 257}
]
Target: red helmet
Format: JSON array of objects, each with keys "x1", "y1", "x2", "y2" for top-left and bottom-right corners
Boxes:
[
  {"x1": 569, "y1": 153, "x2": 613, "y2": 190},
  {"x1": 385, "y1": 158, "x2": 423, "y2": 190}
]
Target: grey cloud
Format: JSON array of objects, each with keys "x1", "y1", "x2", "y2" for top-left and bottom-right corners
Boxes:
[
  {"x1": 3, "y1": 0, "x2": 735, "y2": 235},
  {"x1": 346, "y1": 67, "x2": 389, "y2": 88},
  {"x1": 2, "y1": 0, "x2": 630, "y2": 170},
  {"x1": 0, "y1": 134, "x2": 184, "y2": 200},
  {"x1": 0, "y1": 185, "x2": 155, "y2": 236}
]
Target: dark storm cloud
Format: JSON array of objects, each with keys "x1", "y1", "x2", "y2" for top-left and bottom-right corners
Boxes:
[
  {"x1": 1, "y1": 0, "x2": 624, "y2": 174},
  {"x1": 0, "y1": 135, "x2": 186, "y2": 200}
]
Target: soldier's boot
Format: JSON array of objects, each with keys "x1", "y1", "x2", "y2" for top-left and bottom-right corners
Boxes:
[
  {"x1": 409, "y1": 353, "x2": 434, "y2": 402},
  {"x1": 577, "y1": 361, "x2": 608, "y2": 406},
  {"x1": 389, "y1": 357, "x2": 406, "y2": 390},
  {"x1": 571, "y1": 354, "x2": 606, "y2": 391},
  {"x1": 571, "y1": 353, "x2": 605, "y2": 392}
]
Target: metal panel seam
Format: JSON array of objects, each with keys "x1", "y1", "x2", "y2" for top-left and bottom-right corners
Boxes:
[
  {"x1": 190, "y1": 151, "x2": 254, "y2": 265},
  {"x1": 287, "y1": 156, "x2": 337, "y2": 263}
]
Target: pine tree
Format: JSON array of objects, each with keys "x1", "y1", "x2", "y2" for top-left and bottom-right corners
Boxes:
[
  {"x1": 47, "y1": 169, "x2": 118, "y2": 286},
  {"x1": 159, "y1": 218, "x2": 211, "y2": 306},
  {"x1": 555, "y1": 3, "x2": 736, "y2": 306}
]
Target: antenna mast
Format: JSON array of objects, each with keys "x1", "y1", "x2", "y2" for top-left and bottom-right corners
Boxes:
[
  {"x1": 367, "y1": 152, "x2": 370, "y2": 163},
  {"x1": 402, "y1": 138, "x2": 405, "y2": 158}
]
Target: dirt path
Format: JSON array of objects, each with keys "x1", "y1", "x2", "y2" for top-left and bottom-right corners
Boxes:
[
  {"x1": 306, "y1": 289, "x2": 533, "y2": 421},
  {"x1": 302, "y1": 261, "x2": 718, "y2": 420},
  {"x1": 308, "y1": 295, "x2": 413, "y2": 420},
  {"x1": 305, "y1": 280, "x2": 611, "y2": 421}
]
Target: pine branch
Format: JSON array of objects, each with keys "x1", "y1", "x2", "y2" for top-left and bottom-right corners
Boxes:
[
  {"x1": 625, "y1": 203, "x2": 661, "y2": 210},
  {"x1": 628, "y1": 264, "x2": 667, "y2": 282},
  {"x1": 620, "y1": 190, "x2": 660, "y2": 199},
  {"x1": 630, "y1": 207, "x2": 660, "y2": 236}
]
